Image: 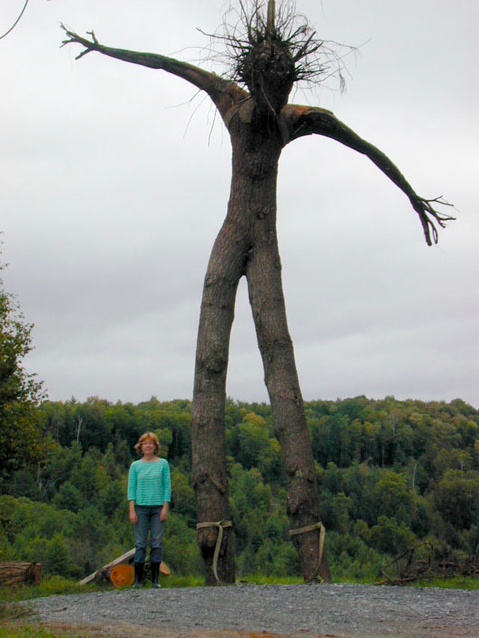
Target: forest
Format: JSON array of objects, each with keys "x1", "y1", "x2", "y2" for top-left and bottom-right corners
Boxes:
[{"x1": 1, "y1": 393, "x2": 479, "y2": 582}]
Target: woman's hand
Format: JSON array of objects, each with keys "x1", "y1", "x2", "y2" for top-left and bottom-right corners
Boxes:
[
  {"x1": 129, "y1": 501, "x2": 138, "y2": 524},
  {"x1": 160, "y1": 502, "x2": 169, "y2": 522}
]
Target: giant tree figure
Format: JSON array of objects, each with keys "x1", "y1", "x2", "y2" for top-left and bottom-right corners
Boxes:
[{"x1": 62, "y1": 0, "x2": 453, "y2": 584}]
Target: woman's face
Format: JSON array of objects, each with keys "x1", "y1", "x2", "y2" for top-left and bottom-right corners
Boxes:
[{"x1": 141, "y1": 439, "x2": 155, "y2": 455}]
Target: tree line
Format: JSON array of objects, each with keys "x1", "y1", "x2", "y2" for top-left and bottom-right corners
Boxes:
[{"x1": 1, "y1": 394, "x2": 478, "y2": 581}]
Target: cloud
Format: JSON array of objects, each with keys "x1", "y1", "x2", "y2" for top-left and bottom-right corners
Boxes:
[{"x1": 2, "y1": 0, "x2": 478, "y2": 408}]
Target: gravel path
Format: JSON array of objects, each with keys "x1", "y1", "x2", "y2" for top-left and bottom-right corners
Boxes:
[{"x1": 26, "y1": 583, "x2": 479, "y2": 638}]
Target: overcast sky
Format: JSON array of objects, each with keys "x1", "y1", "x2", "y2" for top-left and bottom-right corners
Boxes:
[{"x1": 1, "y1": 0, "x2": 478, "y2": 408}]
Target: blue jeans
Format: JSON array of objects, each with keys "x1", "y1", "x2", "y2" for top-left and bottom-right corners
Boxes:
[{"x1": 133, "y1": 505, "x2": 165, "y2": 564}]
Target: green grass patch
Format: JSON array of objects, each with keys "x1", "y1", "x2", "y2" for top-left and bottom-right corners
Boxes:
[
  {"x1": 334, "y1": 574, "x2": 479, "y2": 589},
  {"x1": 1, "y1": 625, "x2": 66, "y2": 638},
  {"x1": 333, "y1": 574, "x2": 377, "y2": 585},
  {"x1": 0, "y1": 623, "x2": 95, "y2": 638},
  {"x1": 411, "y1": 576, "x2": 479, "y2": 590},
  {"x1": 161, "y1": 574, "x2": 204, "y2": 587},
  {"x1": 0, "y1": 600, "x2": 33, "y2": 622},
  {"x1": 237, "y1": 575, "x2": 303, "y2": 585},
  {"x1": 0, "y1": 576, "x2": 102, "y2": 603}
]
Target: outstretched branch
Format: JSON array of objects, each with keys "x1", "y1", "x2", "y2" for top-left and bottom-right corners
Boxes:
[
  {"x1": 0, "y1": 0, "x2": 29, "y2": 40},
  {"x1": 60, "y1": 26, "x2": 244, "y2": 117},
  {"x1": 283, "y1": 105, "x2": 455, "y2": 245}
]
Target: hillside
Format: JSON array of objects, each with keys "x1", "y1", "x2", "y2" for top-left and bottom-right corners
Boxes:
[{"x1": 1, "y1": 395, "x2": 478, "y2": 581}]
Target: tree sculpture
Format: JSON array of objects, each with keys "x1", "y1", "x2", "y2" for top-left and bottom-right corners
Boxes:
[{"x1": 61, "y1": 0, "x2": 453, "y2": 584}]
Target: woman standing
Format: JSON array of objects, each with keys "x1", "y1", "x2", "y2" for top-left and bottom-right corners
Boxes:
[{"x1": 127, "y1": 432, "x2": 171, "y2": 588}]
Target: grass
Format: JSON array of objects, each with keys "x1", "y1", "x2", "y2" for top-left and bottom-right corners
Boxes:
[
  {"x1": 333, "y1": 573, "x2": 479, "y2": 589},
  {"x1": 412, "y1": 576, "x2": 479, "y2": 590},
  {"x1": 0, "y1": 576, "x2": 101, "y2": 604},
  {"x1": 0, "y1": 624, "x2": 95, "y2": 638},
  {"x1": 0, "y1": 600, "x2": 33, "y2": 622},
  {"x1": 160, "y1": 574, "x2": 204, "y2": 588},
  {"x1": 236, "y1": 575, "x2": 303, "y2": 585}
]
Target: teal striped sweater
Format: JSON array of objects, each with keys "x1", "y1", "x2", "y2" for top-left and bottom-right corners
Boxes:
[{"x1": 127, "y1": 458, "x2": 171, "y2": 506}]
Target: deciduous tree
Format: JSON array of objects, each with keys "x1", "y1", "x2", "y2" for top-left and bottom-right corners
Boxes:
[{"x1": 0, "y1": 256, "x2": 46, "y2": 485}]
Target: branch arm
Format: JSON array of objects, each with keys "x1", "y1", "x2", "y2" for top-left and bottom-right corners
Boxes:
[
  {"x1": 283, "y1": 105, "x2": 455, "y2": 245},
  {"x1": 60, "y1": 26, "x2": 242, "y2": 115}
]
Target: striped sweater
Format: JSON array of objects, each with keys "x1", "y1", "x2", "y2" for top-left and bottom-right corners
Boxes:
[{"x1": 127, "y1": 458, "x2": 171, "y2": 506}]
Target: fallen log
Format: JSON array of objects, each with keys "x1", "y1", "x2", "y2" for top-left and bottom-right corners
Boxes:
[
  {"x1": 109, "y1": 563, "x2": 134, "y2": 588},
  {"x1": 78, "y1": 548, "x2": 135, "y2": 585},
  {"x1": 105, "y1": 562, "x2": 170, "y2": 588},
  {"x1": 0, "y1": 561, "x2": 41, "y2": 587},
  {"x1": 79, "y1": 548, "x2": 170, "y2": 587}
]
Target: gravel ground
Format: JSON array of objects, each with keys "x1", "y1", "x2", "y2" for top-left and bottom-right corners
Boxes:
[{"x1": 24, "y1": 583, "x2": 479, "y2": 638}]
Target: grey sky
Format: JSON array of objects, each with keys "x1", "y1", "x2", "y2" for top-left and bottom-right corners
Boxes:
[{"x1": 2, "y1": 0, "x2": 478, "y2": 407}]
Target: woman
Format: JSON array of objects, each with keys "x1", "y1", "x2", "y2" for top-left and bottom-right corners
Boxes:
[{"x1": 127, "y1": 432, "x2": 171, "y2": 588}]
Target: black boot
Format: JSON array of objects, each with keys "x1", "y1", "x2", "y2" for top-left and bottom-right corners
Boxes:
[
  {"x1": 132, "y1": 562, "x2": 144, "y2": 588},
  {"x1": 151, "y1": 562, "x2": 161, "y2": 589}
]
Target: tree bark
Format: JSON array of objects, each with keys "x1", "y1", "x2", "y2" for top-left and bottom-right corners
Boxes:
[
  {"x1": 192, "y1": 106, "x2": 330, "y2": 582},
  {"x1": 0, "y1": 561, "x2": 41, "y2": 586},
  {"x1": 245, "y1": 182, "x2": 330, "y2": 582},
  {"x1": 283, "y1": 105, "x2": 454, "y2": 246},
  {"x1": 191, "y1": 125, "x2": 252, "y2": 583}
]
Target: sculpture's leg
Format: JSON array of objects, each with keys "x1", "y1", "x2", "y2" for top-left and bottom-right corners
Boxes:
[
  {"x1": 245, "y1": 220, "x2": 331, "y2": 582},
  {"x1": 191, "y1": 221, "x2": 247, "y2": 585}
]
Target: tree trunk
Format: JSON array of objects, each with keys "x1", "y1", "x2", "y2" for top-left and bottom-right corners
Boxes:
[
  {"x1": 245, "y1": 185, "x2": 331, "y2": 582},
  {"x1": 192, "y1": 110, "x2": 330, "y2": 583},
  {"x1": 191, "y1": 155, "x2": 251, "y2": 583},
  {"x1": 0, "y1": 561, "x2": 41, "y2": 586}
]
